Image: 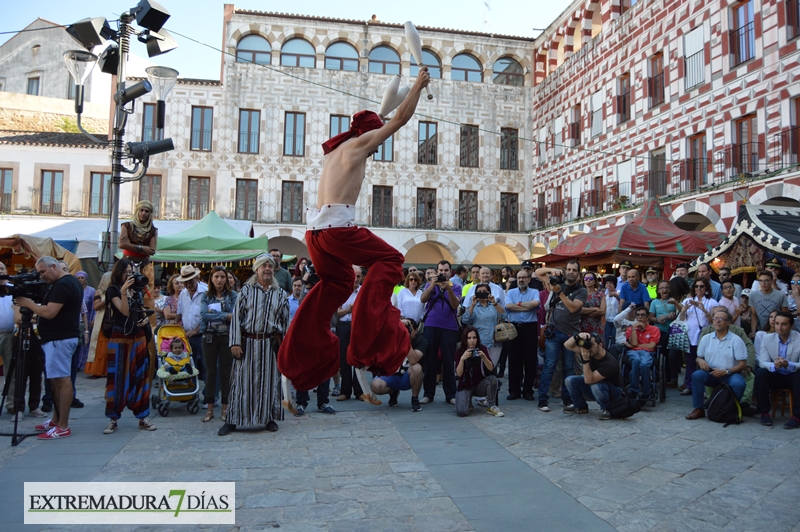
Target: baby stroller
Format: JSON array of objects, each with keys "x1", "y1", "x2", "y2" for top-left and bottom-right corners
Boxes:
[{"x1": 151, "y1": 324, "x2": 201, "y2": 417}]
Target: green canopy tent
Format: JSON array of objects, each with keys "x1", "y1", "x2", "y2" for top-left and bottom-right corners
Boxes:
[{"x1": 150, "y1": 211, "x2": 268, "y2": 266}]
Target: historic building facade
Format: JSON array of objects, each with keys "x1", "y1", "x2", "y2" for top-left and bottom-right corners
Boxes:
[
  {"x1": 120, "y1": 7, "x2": 536, "y2": 263},
  {"x1": 528, "y1": 0, "x2": 800, "y2": 256}
]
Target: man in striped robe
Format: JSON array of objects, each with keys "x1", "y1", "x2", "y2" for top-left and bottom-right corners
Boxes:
[{"x1": 219, "y1": 254, "x2": 288, "y2": 435}]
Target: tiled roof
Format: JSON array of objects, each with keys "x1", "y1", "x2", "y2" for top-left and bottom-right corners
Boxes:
[
  {"x1": 0, "y1": 130, "x2": 109, "y2": 149},
  {"x1": 233, "y1": 9, "x2": 535, "y2": 42},
  {"x1": 128, "y1": 76, "x2": 222, "y2": 86}
]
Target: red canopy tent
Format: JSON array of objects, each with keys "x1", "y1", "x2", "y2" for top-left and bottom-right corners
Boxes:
[{"x1": 540, "y1": 199, "x2": 725, "y2": 278}]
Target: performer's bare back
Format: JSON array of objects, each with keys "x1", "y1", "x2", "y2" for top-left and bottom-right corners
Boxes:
[{"x1": 316, "y1": 69, "x2": 431, "y2": 208}]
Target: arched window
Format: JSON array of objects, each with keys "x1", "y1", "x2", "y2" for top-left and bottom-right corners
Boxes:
[
  {"x1": 493, "y1": 57, "x2": 524, "y2": 86},
  {"x1": 281, "y1": 38, "x2": 315, "y2": 68},
  {"x1": 325, "y1": 41, "x2": 358, "y2": 71},
  {"x1": 451, "y1": 53, "x2": 482, "y2": 82},
  {"x1": 368, "y1": 46, "x2": 400, "y2": 75},
  {"x1": 236, "y1": 35, "x2": 271, "y2": 65},
  {"x1": 410, "y1": 49, "x2": 442, "y2": 79}
]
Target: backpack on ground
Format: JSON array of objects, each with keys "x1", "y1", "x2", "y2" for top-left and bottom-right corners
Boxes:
[
  {"x1": 608, "y1": 394, "x2": 641, "y2": 419},
  {"x1": 706, "y1": 382, "x2": 742, "y2": 427}
]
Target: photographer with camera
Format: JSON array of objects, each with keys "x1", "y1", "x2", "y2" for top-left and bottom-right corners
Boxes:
[
  {"x1": 454, "y1": 326, "x2": 504, "y2": 417},
  {"x1": 102, "y1": 259, "x2": 156, "y2": 435},
  {"x1": 16, "y1": 256, "x2": 83, "y2": 439},
  {"x1": 563, "y1": 332, "x2": 623, "y2": 419},
  {"x1": 420, "y1": 260, "x2": 462, "y2": 405},
  {"x1": 535, "y1": 261, "x2": 587, "y2": 412},
  {"x1": 461, "y1": 283, "x2": 506, "y2": 366}
]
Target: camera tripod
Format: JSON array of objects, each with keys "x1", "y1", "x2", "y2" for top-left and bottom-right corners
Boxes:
[{"x1": 0, "y1": 308, "x2": 40, "y2": 446}]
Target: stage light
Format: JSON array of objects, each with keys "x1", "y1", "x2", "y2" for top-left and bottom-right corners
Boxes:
[
  {"x1": 66, "y1": 17, "x2": 115, "y2": 50},
  {"x1": 114, "y1": 80, "x2": 152, "y2": 105},
  {"x1": 140, "y1": 28, "x2": 178, "y2": 57},
  {"x1": 133, "y1": 0, "x2": 171, "y2": 32},
  {"x1": 97, "y1": 43, "x2": 120, "y2": 75}
]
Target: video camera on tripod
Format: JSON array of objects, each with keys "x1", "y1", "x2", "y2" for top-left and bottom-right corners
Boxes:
[
  {"x1": 0, "y1": 272, "x2": 49, "y2": 303},
  {"x1": 128, "y1": 272, "x2": 155, "y2": 320}
]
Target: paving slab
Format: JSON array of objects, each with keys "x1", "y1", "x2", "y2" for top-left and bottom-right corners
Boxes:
[{"x1": 2, "y1": 372, "x2": 800, "y2": 531}]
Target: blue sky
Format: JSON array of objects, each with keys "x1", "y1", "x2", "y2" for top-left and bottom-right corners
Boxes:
[{"x1": 2, "y1": 1, "x2": 573, "y2": 79}]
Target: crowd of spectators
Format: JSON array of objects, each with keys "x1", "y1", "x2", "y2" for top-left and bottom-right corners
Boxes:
[{"x1": 3, "y1": 247, "x2": 800, "y2": 439}]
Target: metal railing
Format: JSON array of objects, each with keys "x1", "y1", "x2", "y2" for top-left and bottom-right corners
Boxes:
[
  {"x1": 670, "y1": 158, "x2": 710, "y2": 195},
  {"x1": 714, "y1": 142, "x2": 762, "y2": 183},
  {"x1": 649, "y1": 72, "x2": 664, "y2": 108},
  {"x1": 617, "y1": 91, "x2": 631, "y2": 123},
  {"x1": 730, "y1": 21, "x2": 755, "y2": 67},
  {"x1": 569, "y1": 121, "x2": 582, "y2": 146},
  {"x1": 0, "y1": 191, "x2": 13, "y2": 212},
  {"x1": 771, "y1": 127, "x2": 800, "y2": 170},
  {"x1": 685, "y1": 51, "x2": 704, "y2": 90},
  {"x1": 645, "y1": 171, "x2": 669, "y2": 199}
]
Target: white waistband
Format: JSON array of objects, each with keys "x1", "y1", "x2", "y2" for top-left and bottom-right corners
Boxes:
[{"x1": 306, "y1": 204, "x2": 356, "y2": 231}]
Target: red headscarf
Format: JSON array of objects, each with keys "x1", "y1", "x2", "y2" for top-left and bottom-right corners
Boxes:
[{"x1": 321, "y1": 110, "x2": 384, "y2": 155}]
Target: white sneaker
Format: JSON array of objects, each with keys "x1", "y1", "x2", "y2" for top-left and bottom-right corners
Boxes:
[
  {"x1": 487, "y1": 405, "x2": 505, "y2": 417},
  {"x1": 419, "y1": 397, "x2": 432, "y2": 404},
  {"x1": 103, "y1": 420, "x2": 118, "y2": 434},
  {"x1": 476, "y1": 397, "x2": 488, "y2": 407},
  {"x1": 29, "y1": 408, "x2": 47, "y2": 418},
  {"x1": 447, "y1": 398, "x2": 455, "y2": 405},
  {"x1": 12, "y1": 411, "x2": 24, "y2": 422}
]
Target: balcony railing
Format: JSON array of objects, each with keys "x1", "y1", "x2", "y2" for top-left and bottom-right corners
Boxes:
[
  {"x1": 645, "y1": 170, "x2": 669, "y2": 199},
  {"x1": 771, "y1": 127, "x2": 800, "y2": 170},
  {"x1": 547, "y1": 201, "x2": 564, "y2": 226},
  {"x1": 671, "y1": 158, "x2": 710, "y2": 194},
  {"x1": 648, "y1": 72, "x2": 664, "y2": 108},
  {"x1": 715, "y1": 142, "x2": 762, "y2": 183},
  {"x1": 617, "y1": 92, "x2": 631, "y2": 123},
  {"x1": 582, "y1": 189, "x2": 606, "y2": 217},
  {"x1": 569, "y1": 121, "x2": 582, "y2": 146},
  {"x1": 685, "y1": 51, "x2": 704, "y2": 90},
  {"x1": 730, "y1": 21, "x2": 755, "y2": 67}
]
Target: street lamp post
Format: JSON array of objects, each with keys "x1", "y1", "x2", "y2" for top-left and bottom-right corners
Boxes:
[{"x1": 63, "y1": 1, "x2": 178, "y2": 270}]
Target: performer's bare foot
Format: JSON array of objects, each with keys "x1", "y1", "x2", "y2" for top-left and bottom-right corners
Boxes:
[
  {"x1": 360, "y1": 393, "x2": 382, "y2": 406},
  {"x1": 281, "y1": 399, "x2": 299, "y2": 415}
]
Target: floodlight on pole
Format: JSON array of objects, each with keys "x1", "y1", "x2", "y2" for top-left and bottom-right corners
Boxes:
[
  {"x1": 139, "y1": 28, "x2": 178, "y2": 57},
  {"x1": 132, "y1": 0, "x2": 171, "y2": 32},
  {"x1": 66, "y1": 17, "x2": 115, "y2": 50},
  {"x1": 114, "y1": 79, "x2": 152, "y2": 105},
  {"x1": 146, "y1": 66, "x2": 178, "y2": 131}
]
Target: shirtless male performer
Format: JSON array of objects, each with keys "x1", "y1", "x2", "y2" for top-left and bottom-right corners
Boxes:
[{"x1": 277, "y1": 68, "x2": 432, "y2": 412}]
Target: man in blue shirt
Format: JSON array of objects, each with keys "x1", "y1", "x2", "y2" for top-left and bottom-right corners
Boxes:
[
  {"x1": 619, "y1": 268, "x2": 651, "y2": 311},
  {"x1": 686, "y1": 308, "x2": 747, "y2": 420},
  {"x1": 696, "y1": 263, "x2": 722, "y2": 302},
  {"x1": 288, "y1": 277, "x2": 303, "y2": 323},
  {"x1": 504, "y1": 270, "x2": 540, "y2": 401}
]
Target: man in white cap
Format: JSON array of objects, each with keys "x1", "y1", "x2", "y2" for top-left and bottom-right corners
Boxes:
[
  {"x1": 219, "y1": 253, "x2": 288, "y2": 435},
  {"x1": 175, "y1": 265, "x2": 207, "y2": 386}
]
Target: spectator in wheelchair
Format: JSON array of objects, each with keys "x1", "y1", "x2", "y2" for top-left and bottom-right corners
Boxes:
[
  {"x1": 622, "y1": 307, "x2": 661, "y2": 403},
  {"x1": 755, "y1": 311, "x2": 800, "y2": 428},
  {"x1": 563, "y1": 332, "x2": 623, "y2": 420},
  {"x1": 686, "y1": 308, "x2": 747, "y2": 420}
]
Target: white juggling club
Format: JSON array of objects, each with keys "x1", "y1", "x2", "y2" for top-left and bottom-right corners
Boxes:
[
  {"x1": 404, "y1": 21, "x2": 434, "y2": 100},
  {"x1": 379, "y1": 75, "x2": 411, "y2": 119}
]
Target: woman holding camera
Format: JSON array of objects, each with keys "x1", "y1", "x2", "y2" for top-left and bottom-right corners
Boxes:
[
  {"x1": 461, "y1": 283, "x2": 506, "y2": 365},
  {"x1": 454, "y1": 326, "x2": 503, "y2": 417},
  {"x1": 678, "y1": 279, "x2": 718, "y2": 396},
  {"x1": 199, "y1": 266, "x2": 238, "y2": 423},
  {"x1": 103, "y1": 259, "x2": 156, "y2": 434}
]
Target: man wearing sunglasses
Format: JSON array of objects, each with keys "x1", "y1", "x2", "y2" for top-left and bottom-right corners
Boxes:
[{"x1": 750, "y1": 258, "x2": 789, "y2": 296}]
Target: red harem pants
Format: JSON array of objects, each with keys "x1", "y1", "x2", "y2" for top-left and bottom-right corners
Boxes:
[{"x1": 277, "y1": 226, "x2": 410, "y2": 392}]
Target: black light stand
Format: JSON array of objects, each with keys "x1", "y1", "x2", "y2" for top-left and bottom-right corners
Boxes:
[{"x1": 0, "y1": 308, "x2": 39, "y2": 446}]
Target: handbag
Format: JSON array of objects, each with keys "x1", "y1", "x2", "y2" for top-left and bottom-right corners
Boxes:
[
  {"x1": 101, "y1": 302, "x2": 114, "y2": 338},
  {"x1": 667, "y1": 317, "x2": 690, "y2": 352},
  {"x1": 494, "y1": 317, "x2": 518, "y2": 343}
]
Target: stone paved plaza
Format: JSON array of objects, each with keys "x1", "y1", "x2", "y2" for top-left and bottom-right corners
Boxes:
[{"x1": 2, "y1": 374, "x2": 800, "y2": 532}]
